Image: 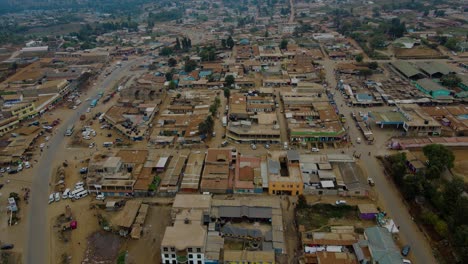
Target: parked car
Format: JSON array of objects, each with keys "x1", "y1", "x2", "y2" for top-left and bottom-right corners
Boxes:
[
  {"x1": 264, "y1": 144, "x2": 270, "y2": 149},
  {"x1": 96, "y1": 194, "x2": 105, "y2": 200},
  {"x1": 250, "y1": 143, "x2": 257, "y2": 150},
  {"x1": 401, "y1": 245, "x2": 411, "y2": 257},
  {"x1": 79, "y1": 167, "x2": 88, "y2": 174},
  {"x1": 367, "y1": 177, "x2": 375, "y2": 186},
  {"x1": 24, "y1": 162, "x2": 31, "y2": 169},
  {"x1": 335, "y1": 200, "x2": 347, "y2": 205},
  {"x1": 311, "y1": 147, "x2": 320, "y2": 152},
  {"x1": 40, "y1": 143, "x2": 45, "y2": 148},
  {"x1": 48, "y1": 193, "x2": 55, "y2": 204},
  {"x1": 403, "y1": 259, "x2": 412, "y2": 264},
  {"x1": 54, "y1": 192, "x2": 61, "y2": 202}
]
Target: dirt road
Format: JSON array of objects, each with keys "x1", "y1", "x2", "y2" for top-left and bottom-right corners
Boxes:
[
  {"x1": 25, "y1": 57, "x2": 146, "y2": 264},
  {"x1": 321, "y1": 59, "x2": 437, "y2": 264}
]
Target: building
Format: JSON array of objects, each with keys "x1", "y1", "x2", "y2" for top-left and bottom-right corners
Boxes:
[
  {"x1": 361, "y1": 227, "x2": 404, "y2": 264},
  {"x1": 415, "y1": 61, "x2": 455, "y2": 78},
  {"x1": 161, "y1": 209, "x2": 207, "y2": 264},
  {"x1": 401, "y1": 105, "x2": 442, "y2": 136},
  {"x1": 268, "y1": 151, "x2": 304, "y2": 196},
  {"x1": 390, "y1": 61, "x2": 425, "y2": 80},
  {"x1": 414, "y1": 78, "x2": 451, "y2": 98},
  {"x1": 222, "y1": 250, "x2": 275, "y2": 264},
  {"x1": 200, "y1": 148, "x2": 235, "y2": 194}
]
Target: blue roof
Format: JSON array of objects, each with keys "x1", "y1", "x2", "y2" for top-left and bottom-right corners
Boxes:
[
  {"x1": 183, "y1": 76, "x2": 195, "y2": 81},
  {"x1": 178, "y1": 71, "x2": 188, "y2": 75},
  {"x1": 356, "y1": 93, "x2": 374, "y2": 102},
  {"x1": 199, "y1": 70, "x2": 212, "y2": 77},
  {"x1": 239, "y1": 39, "x2": 250, "y2": 45}
]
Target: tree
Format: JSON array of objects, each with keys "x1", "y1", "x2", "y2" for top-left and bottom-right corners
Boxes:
[
  {"x1": 297, "y1": 194, "x2": 307, "y2": 209},
  {"x1": 168, "y1": 58, "x2": 177, "y2": 67},
  {"x1": 387, "y1": 153, "x2": 407, "y2": 185},
  {"x1": 355, "y1": 54, "x2": 364, "y2": 63},
  {"x1": 358, "y1": 69, "x2": 373, "y2": 78},
  {"x1": 198, "y1": 116, "x2": 215, "y2": 135},
  {"x1": 165, "y1": 72, "x2": 173, "y2": 81},
  {"x1": 159, "y1": 47, "x2": 173, "y2": 56},
  {"x1": 221, "y1": 39, "x2": 227, "y2": 49},
  {"x1": 423, "y1": 144, "x2": 455, "y2": 171},
  {"x1": 454, "y1": 225, "x2": 468, "y2": 262},
  {"x1": 402, "y1": 174, "x2": 423, "y2": 200},
  {"x1": 280, "y1": 39, "x2": 288, "y2": 50},
  {"x1": 168, "y1": 80, "x2": 177, "y2": 90},
  {"x1": 264, "y1": 30, "x2": 269, "y2": 38},
  {"x1": 184, "y1": 60, "x2": 197, "y2": 72},
  {"x1": 423, "y1": 10, "x2": 429, "y2": 17},
  {"x1": 368, "y1": 61, "x2": 379, "y2": 70},
  {"x1": 175, "y1": 37, "x2": 181, "y2": 50},
  {"x1": 370, "y1": 34, "x2": 387, "y2": 49},
  {"x1": 442, "y1": 176, "x2": 464, "y2": 214},
  {"x1": 225, "y1": 75, "x2": 235, "y2": 87},
  {"x1": 444, "y1": 38, "x2": 459, "y2": 51},
  {"x1": 223, "y1": 88, "x2": 231, "y2": 98},
  {"x1": 209, "y1": 104, "x2": 218, "y2": 116},
  {"x1": 226, "y1": 36, "x2": 235, "y2": 49}
]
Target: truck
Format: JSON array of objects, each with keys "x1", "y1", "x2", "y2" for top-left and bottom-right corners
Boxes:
[
  {"x1": 90, "y1": 99, "x2": 98, "y2": 108},
  {"x1": 222, "y1": 116, "x2": 227, "y2": 127}
]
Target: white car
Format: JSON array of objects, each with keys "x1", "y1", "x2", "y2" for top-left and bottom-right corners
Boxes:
[
  {"x1": 89, "y1": 142, "x2": 95, "y2": 148},
  {"x1": 403, "y1": 259, "x2": 412, "y2": 264},
  {"x1": 83, "y1": 135, "x2": 91, "y2": 140},
  {"x1": 54, "y1": 192, "x2": 61, "y2": 202},
  {"x1": 24, "y1": 162, "x2": 31, "y2": 169},
  {"x1": 96, "y1": 194, "x2": 105, "y2": 200},
  {"x1": 311, "y1": 147, "x2": 320, "y2": 152},
  {"x1": 39, "y1": 143, "x2": 45, "y2": 148},
  {"x1": 250, "y1": 144, "x2": 257, "y2": 150},
  {"x1": 86, "y1": 108, "x2": 91, "y2": 113},
  {"x1": 48, "y1": 194, "x2": 55, "y2": 204},
  {"x1": 45, "y1": 136, "x2": 50, "y2": 141},
  {"x1": 335, "y1": 200, "x2": 347, "y2": 205}
]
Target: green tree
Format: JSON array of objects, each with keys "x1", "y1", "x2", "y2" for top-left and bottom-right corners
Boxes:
[
  {"x1": 165, "y1": 72, "x2": 173, "y2": 81},
  {"x1": 453, "y1": 225, "x2": 468, "y2": 262},
  {"x1": 168, "y1": 80, "x2": 177, "y2": 90},
  {"x1": 445, "y1": 38, "x2": 459, "y2": 51},
  {"x1": 280, "y1": 39, "x2": 288, "y2": 50},
  {"x1": 221, "y1": 39, "x2": 227, "y2": 48},
  {"x1": 297, "y1": 194, "x2": 307, "y2": 209},
  {"x1": 387, "y1": 153, "x2": 407, "y2": 185},
  {"x1": 175, "y1": 37, "x2": 181, "y2": 50},
  {"x1": 402, "y1": 174, "x2": 423, "y2": 200},
  {"x1": 264, "y1": 30, "x2": 269, "y2": 38},
  {"x1": 423, "y1": 144, "x2": 455, "y2": 171},
  {"x1": 355, "y1": 54, "x2": 364, "y2": 63},
  {"x1": 442, "y1": 176, "x2": 465, "y2": 214},
  {"x1": 368, "y1": 61, "x2": 379, "y2": 70},
  {"x1": 226, "y1": 36, "x2": 235, "y2": 49},
  {"x1": 159, "y1": 47, "x2": 174, "y2": 56},
  {"x1": 358, "y1": 69, "x2": 373, "y2": 78},
  {"x1": 441, "y1": 74, "x2": 461, "y2": 88},
  {"x1": 168, "y1": 58, "x2": 177, "y2": 67},
  {"x1": 184, "y1": 60, "x2": 197, "y2": 72},
  {"x1": 223, "y1": 88, "x2": 231, "y2": 98},
  {"x1": 225, "y1": 75, "x2": 235, "y2": 87}
]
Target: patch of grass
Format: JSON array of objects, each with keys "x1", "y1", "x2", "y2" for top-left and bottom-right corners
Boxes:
[{"x1": 296, "y1": 203, "x2": 358, "y2": 230}]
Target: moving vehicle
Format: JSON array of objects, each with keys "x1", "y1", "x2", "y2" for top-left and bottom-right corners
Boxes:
[
  {"x1": 356, "y1": 137, "x2": 361, "y2": 144},
  {"x1": 367, "y1": 177, "x2": 375, "y2": 186},
  {"x1": 335, "y1": 200, "x2": 347, "y2": 205},
  {"x1": 401, "y1": 245, "x2": 411, "y2": 257},
  {"x1": 0, "y1": 244, "x2": 14, "y2": 250},
  {"x1": 283, "y1": 142, "x2": 288, "y2": 150},
  {"x1": 65, "y1": 125, "x2": 74, "y2": 136}
]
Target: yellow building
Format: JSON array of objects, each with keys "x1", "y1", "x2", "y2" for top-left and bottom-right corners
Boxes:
[
  {"x1": 10, "y1": 102, "x2": 36, "y2": 120},
  {"x1": 267, "y1": 150, "x2": 304, "y2": 196},
  {"x1": 0, "y1": 117, "x2": 19, "y2": 136}
]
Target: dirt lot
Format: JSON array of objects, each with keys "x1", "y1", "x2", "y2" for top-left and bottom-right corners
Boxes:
[
  {"x1": 394, "y1": 47, "x2": 442, "y2": 58},
  {"x1": 297, "y1": 203, "x2": 364, "y2": 231}
]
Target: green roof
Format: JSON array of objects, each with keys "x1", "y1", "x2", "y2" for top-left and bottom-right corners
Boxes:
[
  {"x1": 365, "y1": 227, "x2": 402, "y2": 264},
  {"x1": 391, "y1": 61, "x2": 424, "y2": 78}
]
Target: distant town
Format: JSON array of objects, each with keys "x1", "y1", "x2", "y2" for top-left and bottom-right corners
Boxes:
[{"x1": 0, "y1": 0, "x2": 467, "y2": 264}]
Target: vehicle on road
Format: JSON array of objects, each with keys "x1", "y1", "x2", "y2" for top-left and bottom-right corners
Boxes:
[
  {"x1": 311, "y1": 147, "x2": 320, "y2": 152},
  {"x1": 86, "y1": 107, "x2": 91, "y2": 113},
  {"x1": 403, "y1": 259, "x2": 412, "y2": 264},
  {"x1": 283, "y1": 142, "x2": 288, "y2": 150},
  {"x1": 24, "y1": 162, "x2": 30, "y2": 169},
  {"x1": 368, "y1": 177, "x2": 375, "y2": 186},
  {"x1": 80, "y1": 167, "x2": 88, "y2": 174},
  {"x1": 96, "y1": 194, "x2": 105, "y2": 200},
  {"x1": 265, "y1": 144, "x2": 270, "y2": 149},
  {"x1": 65, "y1": 125, "x2": 74, "y2": 136},
  {"x1": 48, "y1": 194, "x2": 54, "y2": 204},
  {"x1": 221, "y1": 141, "x2": 228, "y2": 147},
  {"x1": 89, "y1": 142, "x2": 95, "y2": 148},
  {"x1": 401, "y1": 245, "x2": 411, "y2": 256},
  {"x1": 0, "y1": 244, "x2": 14, "y2": 250},
  {"x1": 356, "y1": 137, "x2": 361, "y2": 144},
  {"x1": 335, "y1": 200, "x2": 347, "y2": 205},
  {"x1": 250, "y1": 143, "x2": 257, "y2": 150},
  {"x1": 74, "y1": 190, "x2": 88, "y2": 199},
  {"x1": 40, "y1": 143, "x2": 45, "y2": 148}
]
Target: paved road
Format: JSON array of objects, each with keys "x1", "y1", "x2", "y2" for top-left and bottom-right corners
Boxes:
[
  {"x1": 25, "y1": 57, "x2": 145, "y2": 264},
  {"x1": 321, "y1": 60, "x2": 437, "y2": 264}
]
